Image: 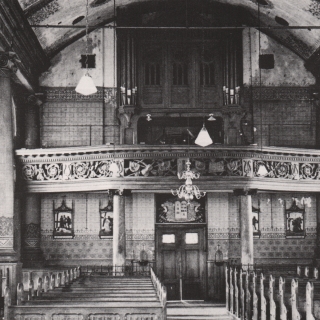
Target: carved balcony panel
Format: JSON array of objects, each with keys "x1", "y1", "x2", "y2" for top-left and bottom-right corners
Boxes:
[{"x1": 15, "y1": 145, "x2": 320, "y2": 193}]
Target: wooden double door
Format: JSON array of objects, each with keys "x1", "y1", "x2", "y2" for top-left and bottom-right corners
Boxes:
[{"x1": 155, "y1": 224, "x2": 206, "y2": 300}]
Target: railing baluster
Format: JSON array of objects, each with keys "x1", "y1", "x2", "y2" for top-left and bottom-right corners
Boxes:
[
  {"x1": 234, "y1": 267, "x2": 239, "y2": 317},
  {"x1": 37, "y1": 278, "x2": 42, "y2": 297},
  {"x1": 240, "y1": 269, "x2": 245, "y2": 320},
  {"x1": 245, "y1": 269, "x2": 251, "y2": 320},
  {"x1": 252, "y1": 272, "x2": 258, "y2": 320},
  {"x1": 225, "y1": 266, "x2": 229, "y2": 311},
  {"x1": 4, "y1": 286, "x2": 11, "y2": 320},
  {"x1": 269, "y1": 274, "x2": 276, "y2": 320},
  {"x1": 306, "y1": 282, "x2": 315, "y2": 320},
  {"x1": 279, "y1": 277, "x2": 287, "y2": 320},
  {"x1": 291, "y1": 278, "x2": 301, "y2": 320},
  {"x1": 17, "y1": 283, "x2": 24, "y2": 305},
  {"x1": 229, "y1": 267, "x2": 234, "y2": 314},
  {"x1": 314, "y1": 267, "x2": 318, "y2": 279},
  {"x1": 28, "y1": 279, "x2": 34, "y2": 300},
  {"x1": 260, "y1": 273, "x2": 266, "y2": 320}
]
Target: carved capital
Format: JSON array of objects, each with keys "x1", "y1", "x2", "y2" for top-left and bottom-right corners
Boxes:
[
  {"x1": 27, "y1": 94, "x2": 43, "y2": 107},
  {"x1": 104, "y1": 88, "x2": 117, "y2": 105},
  {"x1": 118, "y1": 105, "x2": 137, "y2": 128},
  {"x1": 0, "y1": 52, "x2": 18, "y2": 74}
]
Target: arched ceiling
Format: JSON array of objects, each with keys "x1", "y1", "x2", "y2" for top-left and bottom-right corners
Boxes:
[{"x1": 17, "y1": 0, "x2": 320, "y2": 61}]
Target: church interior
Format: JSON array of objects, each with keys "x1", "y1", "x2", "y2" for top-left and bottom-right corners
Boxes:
[{"x1": 1, "y1": 0, "x2": 320, "y2": 319}]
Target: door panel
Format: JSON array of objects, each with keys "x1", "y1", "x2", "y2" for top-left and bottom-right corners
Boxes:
[
  {"x1": 156, "y1": 225, "x2": 206, "y2": 300},
  {"x1": 163, "y1": 250, "x2": 177, "y2": 279},
  {"x1": 185, "y1": 250, "x2": 199, "y2": 278}
]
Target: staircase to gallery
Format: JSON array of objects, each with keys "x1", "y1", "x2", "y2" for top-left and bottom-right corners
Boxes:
[
  {"x1": 8, "y1": 267, "x2": 166, "y2": 320},
  {"x1": 6, "y1": 266, "x2": 232, "y2": 320}
]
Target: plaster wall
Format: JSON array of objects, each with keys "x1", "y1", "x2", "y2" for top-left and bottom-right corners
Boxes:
[
  {"x1": 40, "y1": 27, "x2": 116, "y2": 87},
  {"x1": 243, "y1": 28, "x2": 315, "y2": 86}
]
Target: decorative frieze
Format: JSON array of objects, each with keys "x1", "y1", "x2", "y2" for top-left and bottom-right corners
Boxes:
[
  {"x1": 243, "y1": 86, "x2": 311, "y2": 101},
  {"x1": 41, "y1": 87, "x2": 116, "y2": 102},
  {"x1": 16, "y1": 145, "x2": 320, "y2": 192}
]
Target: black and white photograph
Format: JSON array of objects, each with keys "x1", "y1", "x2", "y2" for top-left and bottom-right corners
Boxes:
[{"x1": 2, "y1": 0, "x2": 320, "y2": 319}]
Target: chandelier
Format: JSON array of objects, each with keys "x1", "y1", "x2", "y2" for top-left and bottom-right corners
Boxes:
[{"x1": 171, "y1": 159, "x2": 206, "y2": 203}]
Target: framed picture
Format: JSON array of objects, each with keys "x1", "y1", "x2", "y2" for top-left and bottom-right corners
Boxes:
[
  {"x1": 252, "y1": 205, "x2": 261, "y2": 238},
  {"x1": 53, "y1": 199, "x2": 74, "y2": 239},
  {"x1": 99, "y1": 198, "x2": 113, "y2": 239},
  {"x1": 285, "y1": 198, "x2": 305, "y2": 238}
]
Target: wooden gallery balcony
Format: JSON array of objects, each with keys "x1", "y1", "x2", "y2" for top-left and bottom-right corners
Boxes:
[{"x1": 15, "y1": 145, "x2": 320, "y2": 193}]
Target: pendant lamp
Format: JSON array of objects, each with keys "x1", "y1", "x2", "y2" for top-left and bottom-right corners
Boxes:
[
  {"x1": 75, "y1": 0, "x2": 97, "y2": 96},
  {"x1": 195, "y1": 124, "x2": 213, "y2": 147},
  {"x1": 76, "y1": 73, "x2": 97, "y2": 95}
]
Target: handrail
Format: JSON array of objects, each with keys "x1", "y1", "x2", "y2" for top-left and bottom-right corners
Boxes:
[
  {"x1": 150, "y1": 267, "x2": 167, "y2": 309},
  {"x1": 15, "y1": 144, "x2": 320, "y2": 158}
]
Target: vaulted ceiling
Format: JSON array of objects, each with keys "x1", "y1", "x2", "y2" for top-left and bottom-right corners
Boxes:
[{"x1": 16, "y1": 0, "x2": 320, "y2": 61}]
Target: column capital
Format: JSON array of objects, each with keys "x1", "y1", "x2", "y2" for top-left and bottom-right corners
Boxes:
[
  {"x1": 27, "y1": 94, "x2": 43, "y2": 107},
  {"x1": 0, "y1": 52, "x2": 19, "y2": 75},
  {"x1": 233, "y1": 188, "x2": 257, "y2": 197}
]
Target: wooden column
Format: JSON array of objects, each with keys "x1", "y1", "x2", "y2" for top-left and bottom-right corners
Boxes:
[
  {"x1": 24, "y1": 95, "x2": 41, "y2": 148},
  {"x1": 22, "y1": 95, "x2": 43, "y2": 266},
  {"x1": 113, "y1": 194, "x2": 126, "y2": 273},
  {"x1": 0, "y1": 52, "x2": 22, "y2": 304},
  {"x1": 315, "y1": 194, "x2": 320, "y2": 266},
  {"x1": 0, "y1": 53, "x2": 16, "y2": 260},
  {"x1": 22, "y1": 194, "x2": 43, "y2": 267},
  {"x1": 234, "y1": 189, "x2": 256, "y2": 266}
]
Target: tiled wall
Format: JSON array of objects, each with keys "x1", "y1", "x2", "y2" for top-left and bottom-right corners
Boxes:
[
  {"x1": 254, "y1": 100, "x2": 316, "y2": 148},
  {"x1": 40, "y1": 191, "x2": 317, "y2": 266},
  {"x1": 41, "y1": 193, "x2": 113, "y2": 265},
  {"x1": 207, "y1": 192, "x2": 317, "y2": 264},
  {"x1": 40, "y1": 192, "x2": 155, "y2": 265},
  {"x1": 41, "y1": 101, "x2": 119, "y2": 147},
  {"x1": 126, "y1": 193, "x2": 155, "y2": 261}
]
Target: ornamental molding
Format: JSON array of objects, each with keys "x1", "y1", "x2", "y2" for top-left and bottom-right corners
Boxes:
[
  {"x1": 243, "y1": 86, "x2": 312, "y2": 101},
  {"x1": 41, "y1": 234, "x2": 103, "y2": 241},
  {"x1": 0, "y1": 217, "x2": 13, "y2": 237},
  {"x1": 23, "y1": 223, "x2": 41, "y2": 239},
  {"x1": 41, "y1": 86, "x2": 117, "y2": 102},
  {"x1": 16, "y1": 146, "x2": 320, "y2": 164},
  {"x1": 16, "y1": 146, "x2": 320, "y2": 191}
]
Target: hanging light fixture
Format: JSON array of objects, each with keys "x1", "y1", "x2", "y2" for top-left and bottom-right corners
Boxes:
[
  {"x1": 146, "y1": 114, "x2": 152, "y2": 121},
  {"x1": 208, "y1": 113, "x2": 216, "y2": 121},
  {"x1": 75, "y1": 0, "x2": 97, "y2": 96},
  {"x1": 171, "y1": 159, "x2": 206, "y2": 204},
  {"x1": 195, "y1": 124, "x2": 213, "y2": 147},
  {"x1": 195, "y1": 11, "x2": 213, "y2": 147}
]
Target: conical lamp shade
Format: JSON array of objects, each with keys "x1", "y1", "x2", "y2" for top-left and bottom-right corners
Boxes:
[
  {"x1": 75, "y1": 73, "x2": 97, "y2": 96},
  {"x1": 195, "y1": 125, "x2": 213, "y2": 147}
]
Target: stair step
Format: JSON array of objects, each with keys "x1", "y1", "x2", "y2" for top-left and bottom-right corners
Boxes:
[
  {"x1": 58, "y1": 289, "x2": 156, "y2": 293},
  {"x1": 30, "y1": 297, "x2": 159, "y2": 302},
  {"x1": 167, "y1": 316, "x2": 232, "y2": 320},
  {"x1": 41, "y1": 293, "x2": 157, "y2": 297}
]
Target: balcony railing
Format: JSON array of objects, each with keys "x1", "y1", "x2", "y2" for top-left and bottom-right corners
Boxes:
[{"x1": 15, "y1": 145, "x2": 320, "y2": 193}]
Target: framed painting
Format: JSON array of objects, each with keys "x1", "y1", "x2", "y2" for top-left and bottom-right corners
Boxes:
[
  {"x1": 99, "y1": 198, "x2": 113, "y2": 239},
  {"x1": 285, "y1": 198, "x2": 305, "y2": 238},
  {"x1": 53, "y1": 199, "x2": 75, "y2": 239},
  {"x1": 252, "y1": 205, "x2": 261, "y2": 238}
]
